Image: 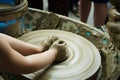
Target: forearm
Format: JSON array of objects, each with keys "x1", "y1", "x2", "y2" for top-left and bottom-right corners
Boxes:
[
  {"x1": 0, "y1": 33, "x2": 43, "y2": 55},
  {"x1": 0, "y1": 49, "x2": 56, "y2": 74},
  {"x1": 25, "y1": 49, "x2": 57, "y2": 73},
  {"x1": 0, "y1": 40, "x2": 56, "y2": 74},
  {"x1": 0, "y1": 38, "x2": 30, "y2": 73}
]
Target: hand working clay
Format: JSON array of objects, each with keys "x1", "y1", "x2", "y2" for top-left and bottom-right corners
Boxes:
[
  {"x1": 40, "y1": 36, "x2": 59, "y2": 51},
  {"x1": 50, "y1": 39, "x2": 68, "y2": 63}
]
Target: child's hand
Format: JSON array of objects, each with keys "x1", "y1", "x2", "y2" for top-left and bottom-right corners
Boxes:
[{"x1": 50, "y1": 39, "x2": 68, "y2": 63}]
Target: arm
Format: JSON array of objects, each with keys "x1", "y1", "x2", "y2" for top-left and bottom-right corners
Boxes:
[
  {"x1": 0, "y1": 37, "x2": 56, "y2": 74},
  {"x1": 0, "y1": 33, "x2": 43, "y2": 56}
]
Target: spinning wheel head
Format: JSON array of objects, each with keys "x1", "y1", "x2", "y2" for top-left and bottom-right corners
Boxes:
[{"x1": 19, "y1": 30, "x2": 101, "y2": 80}]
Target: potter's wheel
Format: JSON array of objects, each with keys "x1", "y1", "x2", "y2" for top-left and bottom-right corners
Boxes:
[{"x1": 18, "y1": 30, "x2": 101, "y2": 80}]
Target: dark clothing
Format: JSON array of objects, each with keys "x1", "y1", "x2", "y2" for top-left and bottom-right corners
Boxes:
[
  {"x1": 90, "y1": 0, "x2": 109, "y2": 3},
  {"x1": 28, "y1": 0, "x2": 69, "y2": 16},
  {"x1": 28, "y1": 0, "x2": 43, "y2": 10}
]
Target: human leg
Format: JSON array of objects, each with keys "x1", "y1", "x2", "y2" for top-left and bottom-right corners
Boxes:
[
  {"x1": 79, "y1": 0, "x2": 92, "y2": 23},
  {"x1": 94, "y1": 3, "x2": 108, "y2": 27}
]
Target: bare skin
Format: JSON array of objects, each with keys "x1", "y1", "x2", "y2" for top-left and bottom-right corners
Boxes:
[
  {"x1": 79, "y1": 0, "x2": 108, "y2": 27},
  {"x1": 0, "y1": 33, "x2": 67, "y2": 74}
]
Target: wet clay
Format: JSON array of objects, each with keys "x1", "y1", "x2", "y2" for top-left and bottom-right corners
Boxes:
[
  {"x1": 18, "y1": 30, "x2": 101, "y2": 80},
  {"x1": 50, "y1": 39, "x2": 68, "y2": 63}
]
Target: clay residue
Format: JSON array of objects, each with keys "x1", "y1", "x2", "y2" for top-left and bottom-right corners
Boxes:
[{"x1": 106, "y1": 7, "x2": 120, "y2": 50}]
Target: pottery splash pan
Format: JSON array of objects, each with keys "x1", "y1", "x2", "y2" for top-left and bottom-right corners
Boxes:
[{"x1": 1, "y1": 8, "x2": 120, "y2": 80}]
